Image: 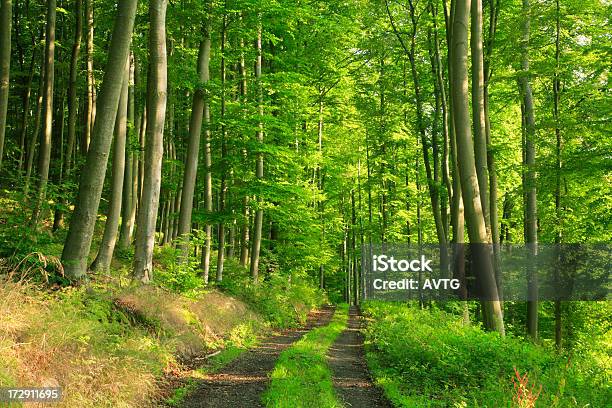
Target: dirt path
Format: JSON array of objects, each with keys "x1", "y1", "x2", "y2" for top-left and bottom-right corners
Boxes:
[
  {"x1": 178, "y1": 305, "x2": 336, "y2": 408},
  {"x1": 327, "y1": 306, "x2": 393, "y2": 408}
]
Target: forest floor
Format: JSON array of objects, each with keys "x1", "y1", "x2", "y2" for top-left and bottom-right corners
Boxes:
[
  {"x1": 328, "y1": 306, "x2": 393, "y2": 408},
  {"x1": 176, "y1": 305, "x2": 336, "y2": 407},
  {"x1": 174, "y1": 305, "x2": 394, "y2": 408}
]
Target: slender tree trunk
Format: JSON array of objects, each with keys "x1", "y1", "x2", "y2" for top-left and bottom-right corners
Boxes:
[
  {"x1": 351, "y1": 188, "x2": 357, "y2": 305},
  {"x1": 484, "y1": 0, "x2": 502, "y2": 298},
  {"x1": 239, "y1": 28, "x2": 250, "y2": 267},
  {"x1": 553, "y1": 0, "x2": 563, "y2": 350},
  {"x1": 250, "y1": 22, "x2": 264, "y2": 283},
  {"x1": 451, "y1": 0, "x2": 504, "y2": 335},
  {"x1": 217, "y1": 11, "x2": 228, "y2": 282},
  {"x1": 0, "y1": 0, "x2": 12, "y2": 169},
  {"x1": 200, "y1": 79, "x2": 213, "y2": 283},
  {"x1": 386, "y1": 0, "x2": 447, "y2": 259},
  {"x1": 65, "y1": 0, "x2": 82, "y2": 180},
  {"x1": 54, "y1": 0, "x2": 83, "y2": 230},
  {"x1": 119, "y1": 53, "x2": 136, "y2": 250},
  {"x1": 31, "y1": 0, "x2": 56, "y2": 227},
  {"x1": 83, "y1": 0, "x2": 95, "y2": 153},
  {"x1": 90, "y1": 62, "x2": 128, "y2": 272},
  {"x1": 61, "y1": 0, "x2": 137, "y2": 280},
  {"x1": 133, "y1": 0, "x2": 168, "y2": 283},
  {"x1": 18, "y1": 33, "x2": 37, "y2": 173},
  {"x1": 519, "y1": 0, "x2": 538, "y2": 340},
  {"x1": 470, "y1": 0, "x2": 491, "y2": 236},
  {"x1": 178, "y1": 29, "x2": 211, "y2": 257},
  {"x1": 431, "y1": 2, "x2": 452, "y2": 240},
  {"x1": 24, "y1": 59, "x2": 44, "y2": 195},
  {"x1": 317, "y1": 96, "x2": 325, "y2": 289}
]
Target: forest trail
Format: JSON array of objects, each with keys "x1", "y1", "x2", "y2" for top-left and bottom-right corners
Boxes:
[
  {"x1": 178, "y1": 305, "x2": 336, "y2": 408},
  {"x1": 328, "y1": 306, "x2": 393, "y2": 408}
]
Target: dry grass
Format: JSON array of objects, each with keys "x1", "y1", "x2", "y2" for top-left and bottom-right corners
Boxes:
[
  {"x1": 114, "y1": 286, "x2": 266, "y2": 357},
  {"x1": 0, "y1": 279, "x2": 267, "y2": 407}
]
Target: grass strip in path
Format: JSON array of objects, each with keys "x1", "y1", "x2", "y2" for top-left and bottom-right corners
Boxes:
[
  {"x1": 177, "y1": 305, "x2": 336, "y2": 408},
  {"x1": 328, "y1": 306, "x2": 393, "y2": 408},
  {"x1": 262, "y1": 303, "x2": 349, "y2": 408}
]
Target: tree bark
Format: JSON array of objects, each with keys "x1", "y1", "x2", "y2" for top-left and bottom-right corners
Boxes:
[
  {"x1": 470, "y1": 0, "x2": 491, "y2": 237},
  {"x1": 90, "y1": 60, "x2": 129, "y2": 272},
  {"x1": 553, "y1": 0, "x2": 563, "y2": 350},
  {"x1": 217, "y1": 11, "x2": 228, "y2": 282},
  {"x1": 83, "y1": 0, "x2": 95, "y2": 153},
  {"x1": 177, "y1": 35, "x2": 210, "y2": 248},
  {"x1": 239, "y1": 27, "x2": 250, "y2": 267},
  {"x1": 119, "y1": 53, "x2": 136, "y2": 250},
  {"x1": 0, "y1": 0, "x2": 12, "y2": 169},
  {"x1": 61, "y1": 0, "x2": 137, "y2": 280},
  {"x1": 24, "y1": 58, "x2": 44, "y2": 196},
  {"x1": 31, "y1": 0, "x2": 56, "y2": 227},
  {"x1": 65, "y1": 0, "x2": 82, "y2": 180},
  {"x1": 451, "y1": 0, "x2": 504, "y2": 335},
  {"x1": 519, "y1": 0, "x2": 538, "y2": 340},
  {"x1": 133, "y1": 0, "x2": 168, "y2": 283},
  {"x1": 250, "y1": 22, "x2": 264, "y2": 283}
]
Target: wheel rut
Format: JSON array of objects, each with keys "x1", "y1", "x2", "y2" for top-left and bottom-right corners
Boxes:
[
  {"x1": 327, "y1": 306, "x2": 392, "y2": 408},
  {"x1": 178, "y1": 305, "x2": 336, "y2": 408}
]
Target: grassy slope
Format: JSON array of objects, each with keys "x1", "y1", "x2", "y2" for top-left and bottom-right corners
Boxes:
[
  {"x1": 0, "y1": 261, "x2": 325, "y2": 407},
  {"x1": 262, "y1": 304, "x2": 349, "y2": 408},
  {"x1": 362, "y1": 301, "x2": 611, "y2": 408}
]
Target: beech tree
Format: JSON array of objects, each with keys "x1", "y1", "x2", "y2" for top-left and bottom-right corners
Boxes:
[
  {"x1": 451, "y1": 0, "x2": 504, "y2": 335},
  {"x1": 61, "y1": 0, "x2": 138, "y2": 280},
  {"x1": 133, "y1": 0, "x2": 168, "y2": 283},
  {"x1": 30, "y1": 0, "x2": 55, "y2": 227},
  {"x1": 177, "y1": 23, "x2": 211, "y2": 272},
  {"x1": 0, "y1": 0, "x2": 12, "y2": 169}
]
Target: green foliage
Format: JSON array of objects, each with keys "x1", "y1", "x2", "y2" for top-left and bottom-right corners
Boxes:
[
  {"x1": 362, "y1": 301, "x2": 611, "y2": 407},
  {"x1": 219, "y1": 263, "x2": 327, "y2": 328},
  {"x1": 262, "y1": 304, "x2": 349, "y2": 408},
  {"x1": 153, "y1": 245, "x2": 203, "y2": 295}
]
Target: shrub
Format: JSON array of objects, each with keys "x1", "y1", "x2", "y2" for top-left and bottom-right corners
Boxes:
[{"x1": 362, "y1": 301, "x2": 610, "y2": 407}]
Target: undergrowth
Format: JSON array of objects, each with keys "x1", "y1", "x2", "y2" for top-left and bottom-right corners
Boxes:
[{"x1": 362, "y1": 301, "x2": 611, "y2": 408}]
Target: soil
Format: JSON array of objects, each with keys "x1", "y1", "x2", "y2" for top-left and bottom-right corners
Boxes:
[
  {"x1": 178, "y1": 305, "x2": 336, "y2": 408},
  {"x1": 327, "y1": 306, "x2": 393, "y2": 408}
]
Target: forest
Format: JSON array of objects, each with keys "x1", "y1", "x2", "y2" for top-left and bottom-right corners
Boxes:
[{"x1": 0, "y1": 0, "x2": 610, "y2": 406}]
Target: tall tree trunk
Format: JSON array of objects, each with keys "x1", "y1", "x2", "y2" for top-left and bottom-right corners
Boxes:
[
  {"x1": 178, "y1": 32, "x2": 211, "y2": 253},
  {"x1": 90, "y1": 61, "x2": 128, "y2": 272},
  {"x1": 65, "y1": 0, "x2": 82, "y2": 180},
  {"x1": 553, "y1": 0, "x2": 563, "y2": 350},
  {"x1": 54, "y1": 0, "x2": 83, "y2": 230},
  {"x1": 24, "y1": 58, "x2": 44, "y2": 195},
  {"x1": 519, "y1": 0, "x2": 538, "y2": 340},
  {"x1": 217, "y1": 11, "x2": 228, "y2": 282},
  {"x1": 133, "y1": 0, "x2": 168, "y2": 283},
  {"x1": 451, "y1": 0, "x2": 504, "y2": 335},
  {"x1": 61, "y1": 0, "x2": 137, "y2": 280},
  {"x1": 239, "y1": 27, "x2": 250, "y2": 268},
  {"x1": 484, "y1": 0, "x2": 502, "y2": 298},
  {"x1": 470, "y1": 0, "x2": 490, "y2": 237},
  {"x1": 386, "y1": 0, "x2": 448, "y2": 263},
  {"x1": 119, "y1": 53, "x2": 136, "y2": 250},
  {"x1": 317, "y1": 96, "x2": 325, "y2": 289},
  {"x1": 250, "y1": 22, "x2": 264, "y2": 283},
  {"x1": 17, "y1": 47, "x2": 35, "y2": 173},
  {"x1": 31, "y1": 0, "x2": 56, "y2": 227},
  {"x1": 83, "y1": 0, "x2": 95, "y2": 153},
  {"x1": 0, "y1": 0, "x2": 12, "y2": 169}
]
